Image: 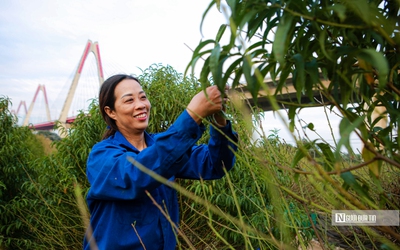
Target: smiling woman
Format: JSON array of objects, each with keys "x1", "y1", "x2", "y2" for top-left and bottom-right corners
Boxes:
[{"x1": 84, "y1": 74, "x2": 238, "y2": 249}]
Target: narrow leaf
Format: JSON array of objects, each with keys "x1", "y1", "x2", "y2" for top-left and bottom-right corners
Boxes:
[
  {"x1": 336, "y1": 115, "x2": 365, "y2": 157},
  {"x1": 272, "y1": 14, "x2": 294, "y2": 65},
  {"x1": 357, "y1": 49, "x2": 389, "y2": 89},
  {"x1": 340, "y1": 172, "x2": 371, "y2": 200},
  {"x1": 291, "y1": 148, "x2": 306, "y2": 169},
  {"x1": 329, "y1": 4, "x2": 347, "y2": 22},
  {"x1": 291, "y1": 142, "x2": 313, "y2": 168},
  {"x1": 362, "y1": 142, "x2": 380, "y2": 178},
  {"x1": 215, "y1": 24, "x2": 227, "y2": 43},
  {"x1": 317, "y1": 143, "x2": 335, "y2": 171},
  {"x1": 292, "y1": 53, "x2": 305, "y2": 102},
  {"x1": 199, "y1": 57, "x2": 211, "y2": 89},
  {"x1": 210, "y1": 43, "x2": 222, "y2": 89},
  {"x1": 222, "y1": 57, "x2": 243, "y2": 87}
]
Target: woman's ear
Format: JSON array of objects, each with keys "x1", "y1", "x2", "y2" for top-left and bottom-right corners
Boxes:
[{"x1": 104, "y1": 106, "x2": 116, "y2": 120}]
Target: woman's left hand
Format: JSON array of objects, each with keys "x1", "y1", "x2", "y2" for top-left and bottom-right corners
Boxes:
[
  {"x1": 211, "y1": 86, "x2": 228, "y2": 127},
  {"x1": 187, "y1": 85, "x2": 225, "y2": 123}
]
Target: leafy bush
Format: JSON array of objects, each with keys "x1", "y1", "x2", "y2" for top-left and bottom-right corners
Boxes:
[
  {"x1": 186, "y1": 0, "x2": 400, "y2": 249},
  {"x1": 0, "y1": 96, "x2": 46, "y2": 248},
  {"x1": 2, "y1": 55, "x2": 398, "y2": 250},
  {"x1": 138, "y1": 64, "x2": 200, "y2": 133},
  {"x1": 0, "y1": 98, "x2": 104, "y2": 249}
]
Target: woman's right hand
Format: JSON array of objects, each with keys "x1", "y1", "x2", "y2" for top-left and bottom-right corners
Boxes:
[{"x1": 186, "y1": 86, "x2": 224, "y2": 124}]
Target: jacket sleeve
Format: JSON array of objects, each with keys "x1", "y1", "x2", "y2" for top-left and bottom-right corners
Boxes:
[
  {"x1": 86, "y1": 110, "x2": 205, "y2": 201},
  {"x1": 175, "y1": 120, "x2": 238, "y2": 180}
]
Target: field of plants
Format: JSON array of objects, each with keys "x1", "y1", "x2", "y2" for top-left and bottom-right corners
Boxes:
[
  {"x1": 1, "y1": 0, "x2": 400, "y2": 249},
  {"x1": 1, "y1": 63, "x2": 399, "y2": 249}
]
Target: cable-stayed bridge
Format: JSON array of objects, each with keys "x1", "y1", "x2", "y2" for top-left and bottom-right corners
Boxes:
[
  {"x1": 13, "y1": 40, "x2": 104, "y2": 134},
  {"x1": 12, "y1": 40, "x2": 387, "y2": 137}
]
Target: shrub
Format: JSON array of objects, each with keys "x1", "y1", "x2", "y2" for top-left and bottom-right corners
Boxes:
[{"x1": 0, "y1": 96, "x2": 45, "y2": 248}]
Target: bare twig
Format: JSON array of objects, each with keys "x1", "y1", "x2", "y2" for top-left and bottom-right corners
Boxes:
[
  {"x1": 145, "y1": 190, "x2": 196, "y2": 250},
  {"x1": 131, "y1": 223, "x2": 147, "y2": 250}
]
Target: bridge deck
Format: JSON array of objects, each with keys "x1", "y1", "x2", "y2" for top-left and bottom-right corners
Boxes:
[{"x1": 232, "y1": 76, "x2": 332, "y2": 111}]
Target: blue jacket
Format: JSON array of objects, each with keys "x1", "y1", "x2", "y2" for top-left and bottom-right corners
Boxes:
[{"x1": 84, "y1": 110, "x2": 238, "y2": 250}]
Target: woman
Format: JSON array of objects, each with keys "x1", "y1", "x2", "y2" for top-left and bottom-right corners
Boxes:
[{"x1": 84, "y1": 74, "x2": 238, "y2": 250}]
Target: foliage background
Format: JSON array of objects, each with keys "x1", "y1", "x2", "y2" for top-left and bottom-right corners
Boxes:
[{"x1": 185, "y1": 0, "x2": 400, "y2": 248}]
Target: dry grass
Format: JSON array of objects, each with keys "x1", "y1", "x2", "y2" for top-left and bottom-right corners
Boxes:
[{"x1": 35, "y1": 134, "x2": 57, "y2": 155}]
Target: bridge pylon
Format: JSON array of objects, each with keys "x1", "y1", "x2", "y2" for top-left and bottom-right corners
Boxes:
[
  {"x1": 11, "y1": 100, "x2": 28, "y2": 116},
  {"x1": 16, "y1": 101, "x2": 28, "y2": 115},
  {"x1": 58, "y1": 40, "x2": 104, "y2": 136},
  {"x1": 23, "y1": 85, "x2": 51, "y2": 126}
]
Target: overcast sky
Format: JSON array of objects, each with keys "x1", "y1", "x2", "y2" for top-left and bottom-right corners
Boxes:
[
  {"x1": 0, "y1": 0, "x2": 227, "y2": 110},
  {"x1": 0, "y1": 0, "x2": 362, "y2": 152}
]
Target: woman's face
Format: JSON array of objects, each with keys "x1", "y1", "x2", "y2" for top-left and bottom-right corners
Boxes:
[{"x1": 105, "y1": 79, "x2": 151, "y2": 134}]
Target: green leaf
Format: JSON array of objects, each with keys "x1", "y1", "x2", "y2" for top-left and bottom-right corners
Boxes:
[
  {"x1": 243, "y1": 56, "x2": 259, "y2": 103},
  {"x1": 222, "y1": 57, "x2": 243, "y2": 88},
  {"x1": 231, "y1": 68, "x2": 243, "y2": 89},
  {"x1": 362, "y1": 142, "x2": 380, "y2": 178},
  {"x1": 329, "y1": 4, "x2": 347, "y2": 22},
  {"x1": 288, "y1": 106, "x2": 297, "y2": 132},
  {"x1": 291, "y1": 148, "x2": 306, "y2": 169},
  {"x1": 200, "y1": 2, "x2": 217, "y2": 37},
  {"x1": 248, "y1": 9, "x2": 270, "y2": 39},
  {"x1": 215, "y1": 0, "x2": 221, "y2": 10},
  {"x1": 304, "y1": 58, "x2": 320, "y2": 86},
  {"x1": 259, "y1": 61, "x2": 275, "y2": 79},
  {"x1": 239, "y1": 9, "x2": 260, "y2": 30},
  {"x1": 215, "y1": 24, "x2": 227, "y2": 43},
  {"x1": 272, "y1": 14, "x2": 294, "y2": 65},
  {"x1": 199, "y1": 57, "x2": 211, "y2": 89},
  {"x1": 263, "y1": 15, "x2": 280, "y2": 43},
  {"x1": 226, "y1": 0, "x2": 236, "y2": 14},
  {"x1": 292, "y1": 53, "x2": 305, "y2": 102},
  {"x1": 246, "y1": 41, "x2": 266, "y2": 53},
  {"x1": 336, "y1": 115, "x2": 365, "y2": 157},
  {"x1": 304, "y1": 123, "x2": 314, "y2": 131},
  {"x1": 294, "y1": 173, "x2": 300, "y2": 183},
  {"x1": 340, "y1": 172, "x2": 371, "y2": 200},
  {"x1": 357, "y1": 49, "x2": 389, "y2": 89},
  {"x1": 276, "y1": 64, "x2": 292, "y2": 94},
  {"x1": 318, "y1": 29, "x2": 333, "y2": 61},
  {"x1": 185, "y1": 39, "x2": 215, "y2": 76},
  {"x1": 317, "y1": 143, "x2": 335, "y2": 171},
  {"x1": 209, "y1": 43, "x2": 222, "y2": 90},
  {"x1": 249, "y1": 48, "x2": 269, "y2": 59},
  {"x1": 291, "y1": 142, "x2": 312, "y2": 168}
]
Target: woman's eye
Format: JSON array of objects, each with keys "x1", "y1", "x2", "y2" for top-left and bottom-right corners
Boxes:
[
  {"x1": 141, "y1": 96, "x2": 147, "y2": 100},
  {"x1": 126, "y1": 98, "x2": 133, "y2": 103}
]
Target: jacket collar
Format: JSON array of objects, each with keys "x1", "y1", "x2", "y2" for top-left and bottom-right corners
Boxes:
[{"x1": 113, "y1": 130, "x2": 154, "y2": 152}]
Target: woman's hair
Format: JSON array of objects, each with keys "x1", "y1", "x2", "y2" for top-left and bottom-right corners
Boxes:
[{"x1": 99, "y1": 74, "x2": 141, "y2": 139}]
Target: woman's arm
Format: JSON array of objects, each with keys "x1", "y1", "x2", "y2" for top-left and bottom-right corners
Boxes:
[
  {"x1": 176, "y1": 121, "x2": 238, "y2": 180},
  {"x1": 87, "y1": 86, "x2": 232, "y2": 201},
  {"x1": 86, "y1": 110, "x2": 205, "y2": 201}
]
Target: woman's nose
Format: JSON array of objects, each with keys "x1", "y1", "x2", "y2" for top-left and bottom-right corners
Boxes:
[{"x1": 136, "y1": 100, "x2": 146, "y2": 109}]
